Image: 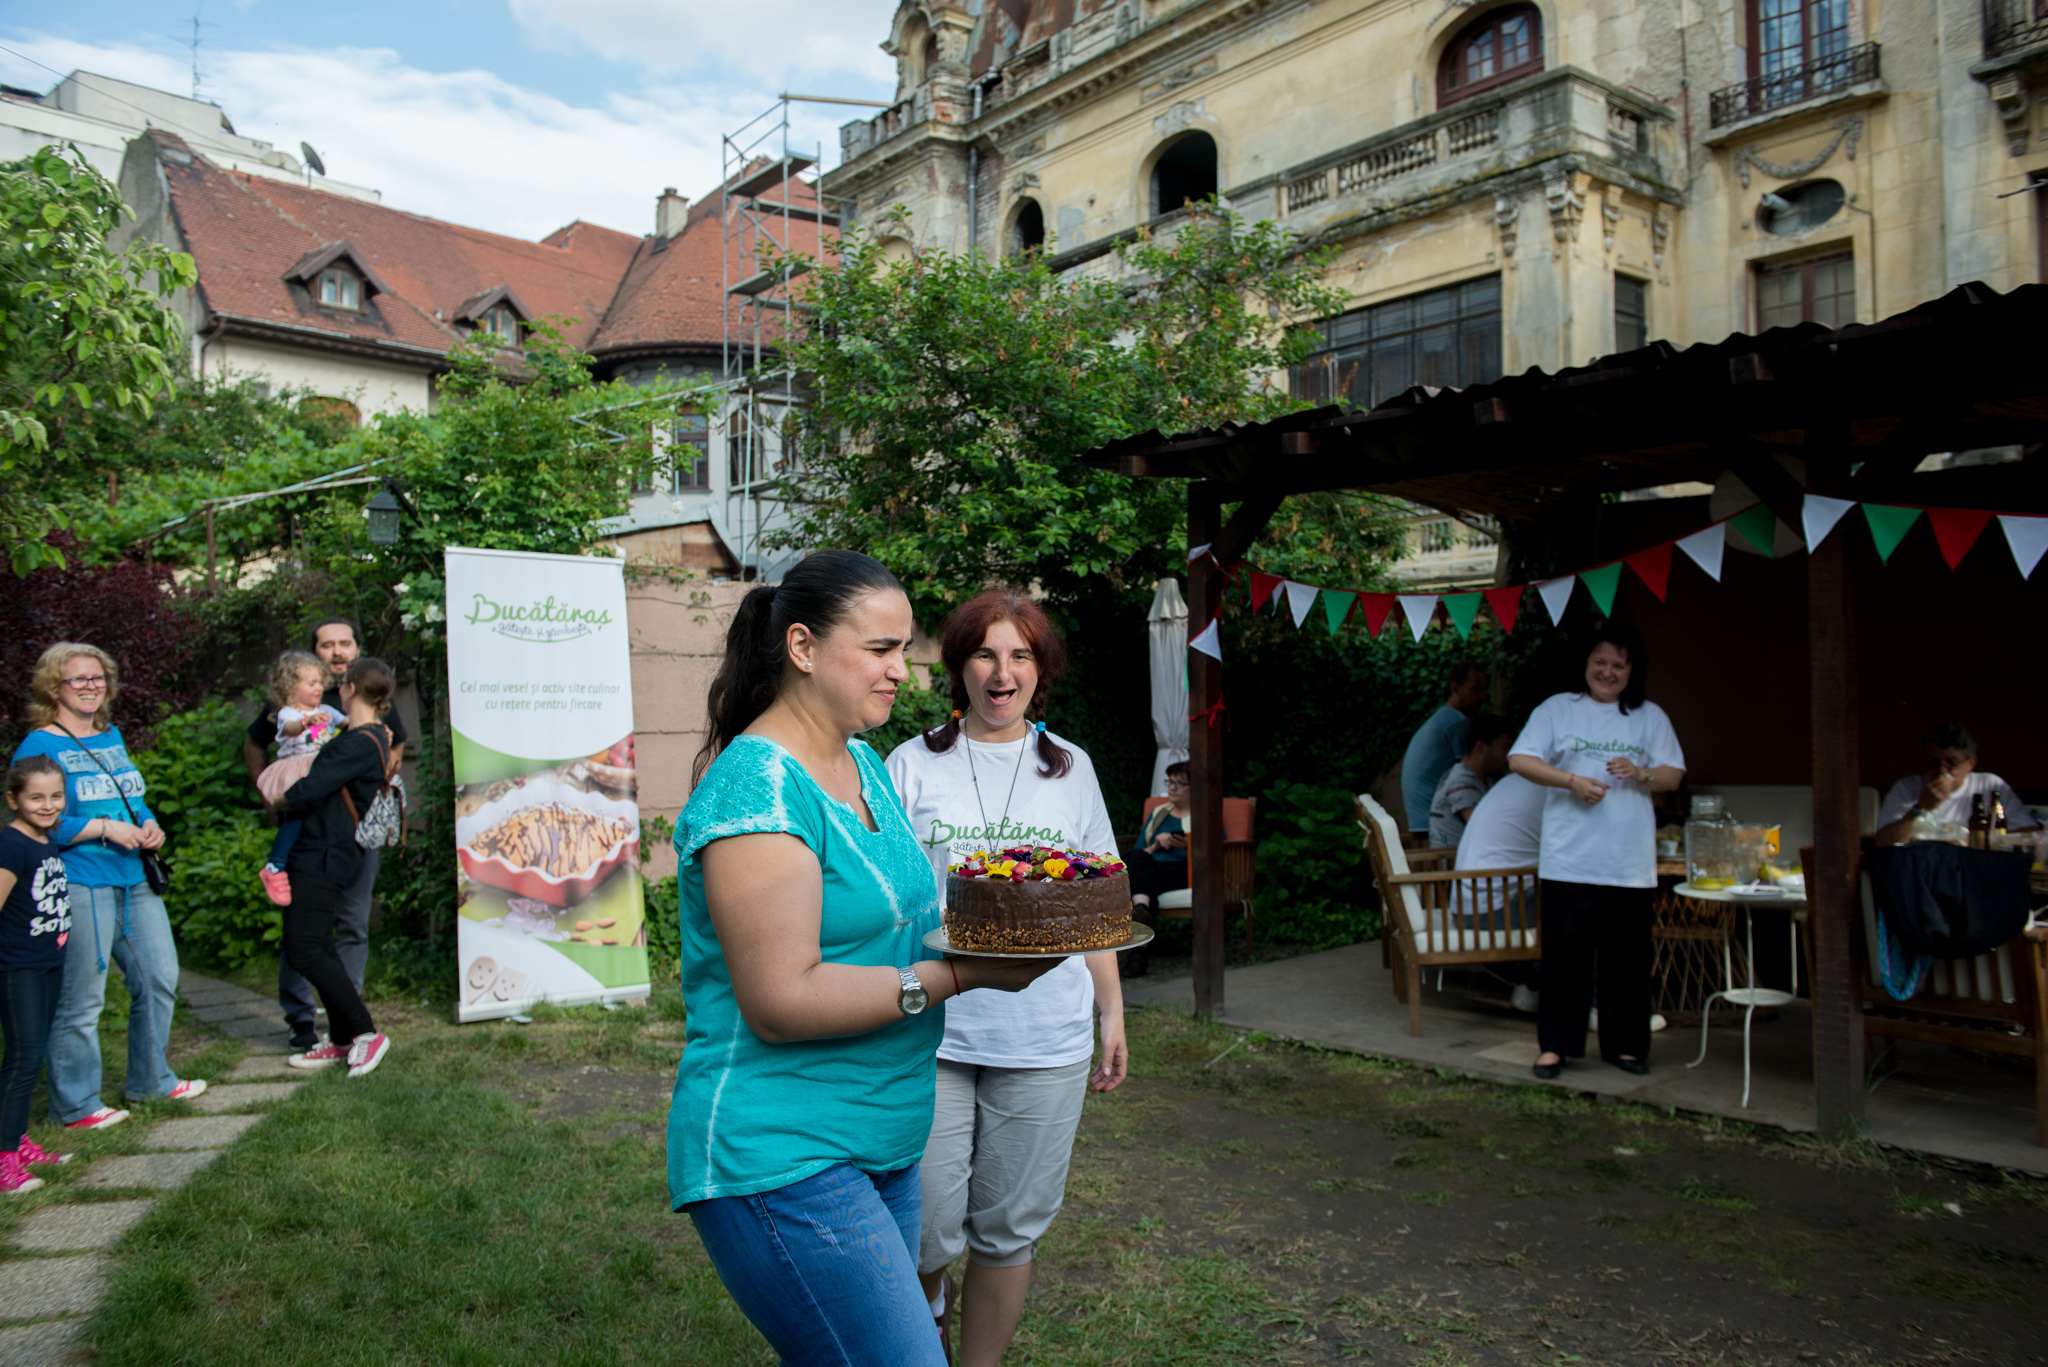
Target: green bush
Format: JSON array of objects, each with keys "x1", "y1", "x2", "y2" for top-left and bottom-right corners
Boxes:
[
  {"x1": 644, "y1": 874, "x2": 680, "y2": 976},
  {"x1": 132, "y1": 698, "x2": 281, "y2": 968},
  {"x1": 1252, "y1": 781, "x2": 1381, "y2": 950}
]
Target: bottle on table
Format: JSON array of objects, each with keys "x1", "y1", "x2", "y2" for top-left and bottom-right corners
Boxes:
[{"x1": 1967, "y1": 794, "x2": 1988, "y2": 850}]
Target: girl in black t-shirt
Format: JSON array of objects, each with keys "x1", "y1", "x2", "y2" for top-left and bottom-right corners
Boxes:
[{"x1": 0, "y1": 756, "x2": 75, "y2": 1193}]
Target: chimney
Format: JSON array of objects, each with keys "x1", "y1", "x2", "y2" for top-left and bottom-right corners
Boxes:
[{"x1": 656, "y1": 187, "x2": 690, "y2": 239}]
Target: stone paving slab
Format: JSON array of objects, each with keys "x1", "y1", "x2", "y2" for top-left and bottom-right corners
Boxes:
[
  {"x1": 141, "y1": 1115, "x2": 261, "y2": 1150},
  {"x1": 79, "y1": 1150, "x2": 220, "y2": 1191},
  {"x1": 178, "y1": 989, "x2": 249, "y2": 1007},
  {"x1": 190, "y1": 1000, "x2": 271, "y2": 1024},
  {"x1": 217, "y1": 1015, "x2": 290, "y2": 1040},
  {"x1": 228, "y1": 1054, "x2": 296, "y2": 1079},
  {"x1": 11, "y1": 1201, "x2": 156, "y2": 1253},
  {"x1": 0, "y1": 1318, "x2": 85, "y2": 1366},
  {"x1": 240, "y1": 1033, "x2": 297, "y2": 1055},
  {"x1": 191, "y1": 1081, "x2": 303, "y2": 1113},
  {"x1": 0, "y1": 1256, "x2": 105, "y2": 1320}
]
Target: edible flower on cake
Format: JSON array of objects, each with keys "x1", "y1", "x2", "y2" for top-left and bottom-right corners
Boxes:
[{"x1": 951, "y1": 845, "x2": 1126, "y2": 883}]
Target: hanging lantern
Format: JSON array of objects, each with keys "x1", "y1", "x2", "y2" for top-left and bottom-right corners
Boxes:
[{"x1": 367, "y1": 486, "x2": 403, "y2": 545}]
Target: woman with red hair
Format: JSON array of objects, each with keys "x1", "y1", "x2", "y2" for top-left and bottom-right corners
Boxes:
[{"x1": 886, "y1": 587, "x2": 1130, "y2": 1366}]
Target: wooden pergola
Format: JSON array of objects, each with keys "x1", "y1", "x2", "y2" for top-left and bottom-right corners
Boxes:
[{"x1": 1084, "y1": 282, "x2": 2048, "y2": 1137}]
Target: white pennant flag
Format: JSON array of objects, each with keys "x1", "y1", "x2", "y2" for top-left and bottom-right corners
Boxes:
[
  {"x1": 1534, "y1": 576, "x2": 1575, "y2": 626},
  {"x1": 2000, "y1": 514, "x2": 2048, "y2": 578},
  {"x1": 1674, "y1": 525, "x2": 1725, "y2": 583},
  {"x1": 1397, "y1": 594, "x2": 1438, "y2": 642},
  {"x1": 1284, "y1": 581, "x2": 1319, "y2": 628},
  {"x1": 1186, "y1": 542, "x2": 1212, "y2": 565},
  {"x1": 1188, "y1": 617, "x2": 1223, "y2": 661},
  {"x1": 1801, "y1": 495, "x2": 1857, "y2": 553}
]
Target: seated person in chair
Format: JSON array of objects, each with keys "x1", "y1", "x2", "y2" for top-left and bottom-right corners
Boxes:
[
  {"x1": 1400, "y1": 663, "x2": 1488, "y2": 841},
  {"x1": 1452, "y1": 772, "x2": 1546, "y2": 1012},
  {"x1": 1428, "y1": 715, "x2": 1514, "y2": 850},
  {"x1": 1875, "y1": 722, "x2": 2038, "y2": 847},
  {"x1": 1121, "y1": 763, "x2": 1190, "y2": 976}
]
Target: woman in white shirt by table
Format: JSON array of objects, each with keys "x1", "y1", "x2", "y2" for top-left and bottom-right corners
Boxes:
[
  {"x1": 1508, "y1": 624, "x2": 1685, "y2": 1080},
  {"x1": 886, "y1": 587, "x2": 1130, "y2": 1366}
]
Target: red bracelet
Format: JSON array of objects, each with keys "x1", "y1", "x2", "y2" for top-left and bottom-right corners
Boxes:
[{"x1": 948, "y1": 960, "x2": 962, "y2": 996}]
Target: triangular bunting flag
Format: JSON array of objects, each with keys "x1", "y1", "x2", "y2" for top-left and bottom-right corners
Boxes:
[
  {"x1": 1675, "y1": 524, "x2": 1725, "y2": 582},
  {"x1": 1999, "y1": 514, "x2": 2048, "y2": 578},
  {"x1": 1283, "y1": 581, "x2": 1319, "y2": 628},
  {"x1": 1322, "y1": 589, "x2": 1354, "y2": 636},
  {"x1": 1482, "y1": 585, "x2": 1523, "y2": 633},
  {"x1": 1534, "y1": 576, "x2": 1575, "y2": 627},
  {"x1": 1579, "y1": 562, "x2": 1623, "y2": 617},
  {"x1": 1442, "y1": 592, "x2": 1482, "y2": 640},
  {"x1": 1801, "y1": 494, "x2": 1856, "y2": 553},
  {"x1": 1357, "y1": 593, "x2": 1397, "y2": 638},
  {"x1": 1622, "y1": 543, "x2": 1674, "y2": 602},
  {"x1": 1188, "y1": 618, "x2": 1223, "y2": 661},
  {"x1": 1248, "y1": 571, "x2": 1284, "y2": 613},
  {"x1": 1925, "y1": 507, "x2": 1995, "y2": 571},
  {"x1": 1397, "y1": 594, "x2": 1438, "y2": 643},
  {"x1": 1729, "y1": 504, "x2": 1778, "y2": 557},
  {"x1": 1862, "y1": 504, "x2": 1922, "y2": 564},
  {"x1": 1186, "y1": 542, "x2": 1213, "y2": 564}
]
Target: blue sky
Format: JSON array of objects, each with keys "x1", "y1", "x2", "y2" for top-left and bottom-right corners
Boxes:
[{"x1": 2, "y1": 0, "x2": 901, "y2": 238}]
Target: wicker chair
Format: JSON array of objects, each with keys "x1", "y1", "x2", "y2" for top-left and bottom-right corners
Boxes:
[{"x1": 1358, "y1": 794, "x2": 1541, "y2": 1036}]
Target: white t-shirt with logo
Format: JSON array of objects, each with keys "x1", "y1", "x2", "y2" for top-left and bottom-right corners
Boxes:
[
  {"x1": 1877, "y1": 771, "x2": 2038, "y2": 832},
  {"x1": 1451, "y1": 773, "x2": 1546, "y2": 920},
  {"x1": 885, "y1": 730, "x2": 1118, "y2": 1068},
  {"x1": 1509, "y1": 692, "x2": 1686, "y2": 889}
]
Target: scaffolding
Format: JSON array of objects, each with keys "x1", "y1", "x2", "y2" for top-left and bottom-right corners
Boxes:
[{"x1": 718, "y1": 97, "x2": 840, "y2": 580}]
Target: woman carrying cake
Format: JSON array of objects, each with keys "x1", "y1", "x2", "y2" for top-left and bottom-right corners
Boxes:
[
  {"x1": 671, "y1": 552, "x2": 1055, "y2": 1367},
  {"x1": 886, "y1": 588, "x2": 1131, "y2": 1367}
]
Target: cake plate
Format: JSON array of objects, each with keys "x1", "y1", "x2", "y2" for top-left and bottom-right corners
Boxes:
[{"x1": 922, "y1": 924, "x2": 1155, "y2": 959}]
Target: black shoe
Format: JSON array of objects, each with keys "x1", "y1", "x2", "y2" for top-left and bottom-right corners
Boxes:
[
  {"x1": 288, "y1": 1032, "x2": 319, "y2": 1051},
  {"x1": 1532, "y1": 1060, "x2": 1563, "y2": 1080},
  {"x1": 1610, "y1": 1057, "x2": 1650, "y2": 1075}
]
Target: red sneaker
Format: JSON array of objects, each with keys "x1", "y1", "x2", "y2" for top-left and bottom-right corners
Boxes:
[
  {"x1": 345, "y1": 1032, "x2": 390, "y2": 1079},
  {"x1": 17, "y1": 1138, "x2": 67, "y2": 1167},
  {"x1": 0, "y1": 1152, "x2": 42, "y2": 1196},
  {"x1": 63, "y1": 1107, "x2": 130, "y2": 1131},
  {"x1": 260, "y1": 865, "x2": 292, "y2": 906},
  {"x1": 288, "y1": 1040, "x2": 347, "y2": 1070},
  {"x1": 166, "y1": 1079, "x2": 208, "y2": 1102}
]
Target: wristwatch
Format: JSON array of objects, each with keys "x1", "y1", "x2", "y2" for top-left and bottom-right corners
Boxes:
[{"x1": 897, "y1": 966, "x2": 930, "y2": 1017}]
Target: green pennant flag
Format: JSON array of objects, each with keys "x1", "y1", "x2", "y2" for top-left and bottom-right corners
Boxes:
[
  {"x1": 1579, "y1": 562, "x2": 1623, "y2": 617},
  {"x1": 1729, "y1": 504, "x2": 1778, "y2": 556},
  {"x1": 1862, "y1": 504, "x2": 1922, "y2": 564},
  {"x1": 1322, "y1": 589, "x2": 1353, "y2": 635},
  {"x1": 1441, "y1": 592, "x2": 1481, "y2": 640}
]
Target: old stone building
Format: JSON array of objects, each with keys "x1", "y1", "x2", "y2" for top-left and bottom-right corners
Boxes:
[{"x1": 822, "y1": 0, "x2": 2047, "y2": 415}]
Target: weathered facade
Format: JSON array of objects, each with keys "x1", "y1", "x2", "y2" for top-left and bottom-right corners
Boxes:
[{"x1": 822, "y1": 0, "x2": 2048, "y2": 383}]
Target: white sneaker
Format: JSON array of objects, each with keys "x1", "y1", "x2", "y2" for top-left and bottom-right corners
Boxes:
[
  {"x1": 1511, "y1": 985, "x2": 1540, "y2": 1014},
  {"x1": 1650, "y1": 1013, "x2": 1668, "y2": 1033},
  {"x1": 345, "y1": 1032, "x2": 390, "y2": 1079}
]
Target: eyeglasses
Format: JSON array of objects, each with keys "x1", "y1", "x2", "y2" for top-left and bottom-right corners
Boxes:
[
  {"x1": 61, "y1": 674, "x2": 108, "y2": 690},
  {"x1": 1165, "y1": 777, "x2": 1190, "y2": 789}
]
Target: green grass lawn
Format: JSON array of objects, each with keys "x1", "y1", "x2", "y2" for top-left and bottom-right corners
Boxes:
[{"x1": 67, "y1": 989, "x2": 2048, "y2": 1366}]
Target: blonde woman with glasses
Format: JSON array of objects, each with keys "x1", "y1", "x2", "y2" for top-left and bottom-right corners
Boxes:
[{"x1": 10, "y1": 644, "x2": 206, "y2": 1130}]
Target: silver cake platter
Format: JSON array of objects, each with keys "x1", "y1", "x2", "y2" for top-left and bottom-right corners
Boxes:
[{"x1": 922, "y1": 923, "x2": 1155, "y2": 960}]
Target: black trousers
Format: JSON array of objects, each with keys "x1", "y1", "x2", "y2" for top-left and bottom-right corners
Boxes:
[
  {"x1": 1124, "y1": 850, "x2": 1188, "y2": 903},
  {"x1": 1536, "y1": 880, "x2": 1652, "y2": 1063},
  {"x1": 282, "y1": 873, "x2": 377, "y2": 1047},
  {"x1": 0, "y1": 966, "x2": 61, "y2": 1152}
]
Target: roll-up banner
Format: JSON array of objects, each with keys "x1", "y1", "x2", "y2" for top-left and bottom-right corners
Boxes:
[{"x1": 444, "y1": 547, "x2": 649, "y2": 1021}]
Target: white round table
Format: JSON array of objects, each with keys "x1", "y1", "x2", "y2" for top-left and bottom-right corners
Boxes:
[{"x1": 1673, "y1": 883, "x2": 1806, "y2": 1107}]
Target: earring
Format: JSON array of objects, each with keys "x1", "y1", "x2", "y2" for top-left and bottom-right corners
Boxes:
[{"x1": 801, "y1": 663, "x2": 813, "y2": 672}]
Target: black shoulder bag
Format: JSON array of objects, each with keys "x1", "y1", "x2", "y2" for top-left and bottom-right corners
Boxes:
[{"x1": 56, "y1": 724, "x2": 170, "y2": 895}]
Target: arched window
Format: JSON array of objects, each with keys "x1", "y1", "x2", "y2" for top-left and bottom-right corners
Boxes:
[
  {"x1": 1011, "y1": 200, "x2": 1046, "y2": 256},
  {"x1": 1150, "y1": 132, "x2": 1218, "y2": 218},
  {"x1": 1438, "y1": 5, "x2": 1543, "y2": 107}
]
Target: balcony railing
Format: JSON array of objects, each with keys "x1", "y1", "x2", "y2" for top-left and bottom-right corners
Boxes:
[
  {"x1": 1708, "y1": 42, "x2": 1880, "y2": 127},
  {"x1": 1984, "y1": 0, "x2": 2048, "y2": 55}
]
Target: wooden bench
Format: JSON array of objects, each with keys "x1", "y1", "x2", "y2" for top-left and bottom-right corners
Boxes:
[{"x1": 1358, "y1": 794, "x2": 1541, "y2": 1036}]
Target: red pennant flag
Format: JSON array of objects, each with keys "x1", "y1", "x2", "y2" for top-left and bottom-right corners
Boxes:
[
  {"x1": 1248, "y1": 571, "x2": 1284, "y2": 612},
  {"x1": 1623, "y1": 542, "x2": 1674, "y2": 602},
  {"x1": 1925, "y1": 507, "x2": 1995, "y2": 571},
  {"x1": 1356, "y1": 593, "x2": 1397, "y2": 638},
  {"x1": 1482, "y1": 585, "x2": 1524, "y2": 634}
]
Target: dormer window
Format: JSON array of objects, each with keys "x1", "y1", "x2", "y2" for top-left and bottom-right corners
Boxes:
[
  {"x1": 316, "y1": 267, "x2": 361, "y2": 310},
  {"x1": 474, "y1": 305, "x2": 520, "y2": 345}
]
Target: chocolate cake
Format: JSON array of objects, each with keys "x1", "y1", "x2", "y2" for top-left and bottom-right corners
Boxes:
[{"x1": 944, "y1": 847, "x2": 1132, "y2": 953}]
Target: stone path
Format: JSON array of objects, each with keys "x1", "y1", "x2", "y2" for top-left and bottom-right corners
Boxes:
[{"x1": 0, "y1": 970, "x2": 305, "y2": 1365}]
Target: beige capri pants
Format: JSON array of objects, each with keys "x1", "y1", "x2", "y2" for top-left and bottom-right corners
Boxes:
[{"x1": 918, "y1": 1057, "x2": 1092, "y2": 1273}]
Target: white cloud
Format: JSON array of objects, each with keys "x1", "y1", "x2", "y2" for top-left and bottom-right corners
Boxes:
[
  {"x1": 505, "y1": 0, "x2": 900, "y2": 84},
  {"x1": 0, "y1": 32, "x2": 871, "y2": 241}
]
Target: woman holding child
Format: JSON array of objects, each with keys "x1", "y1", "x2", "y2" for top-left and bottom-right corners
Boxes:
[
  {"x1": 11, "y1": 643, "x2": 204, "y2": 1131},
  {"x1": 669, "y1": 552, "x2": 1056, "y2": 1366}
]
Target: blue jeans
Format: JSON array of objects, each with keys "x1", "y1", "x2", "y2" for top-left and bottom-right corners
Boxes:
[
  {"x1": 0, "y1": 965, "x2": 62, "y2": 1151},
  {"x1": 689, "y1": 1162, "x2": 946, "y2": 1367},
  {"x1": 49, "y1": 883, "x2": 183, "y2": 1123}
]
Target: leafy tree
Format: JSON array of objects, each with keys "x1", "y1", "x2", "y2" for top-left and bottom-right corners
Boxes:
[{"x1": 1, "y1": 144, "x2": 195, "y2": 573}]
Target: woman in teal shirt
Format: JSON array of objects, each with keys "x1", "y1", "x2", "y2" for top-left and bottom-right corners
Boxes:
[{"x1": 672, "y1": 550, "x2": 1053, "y2": 1366}]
